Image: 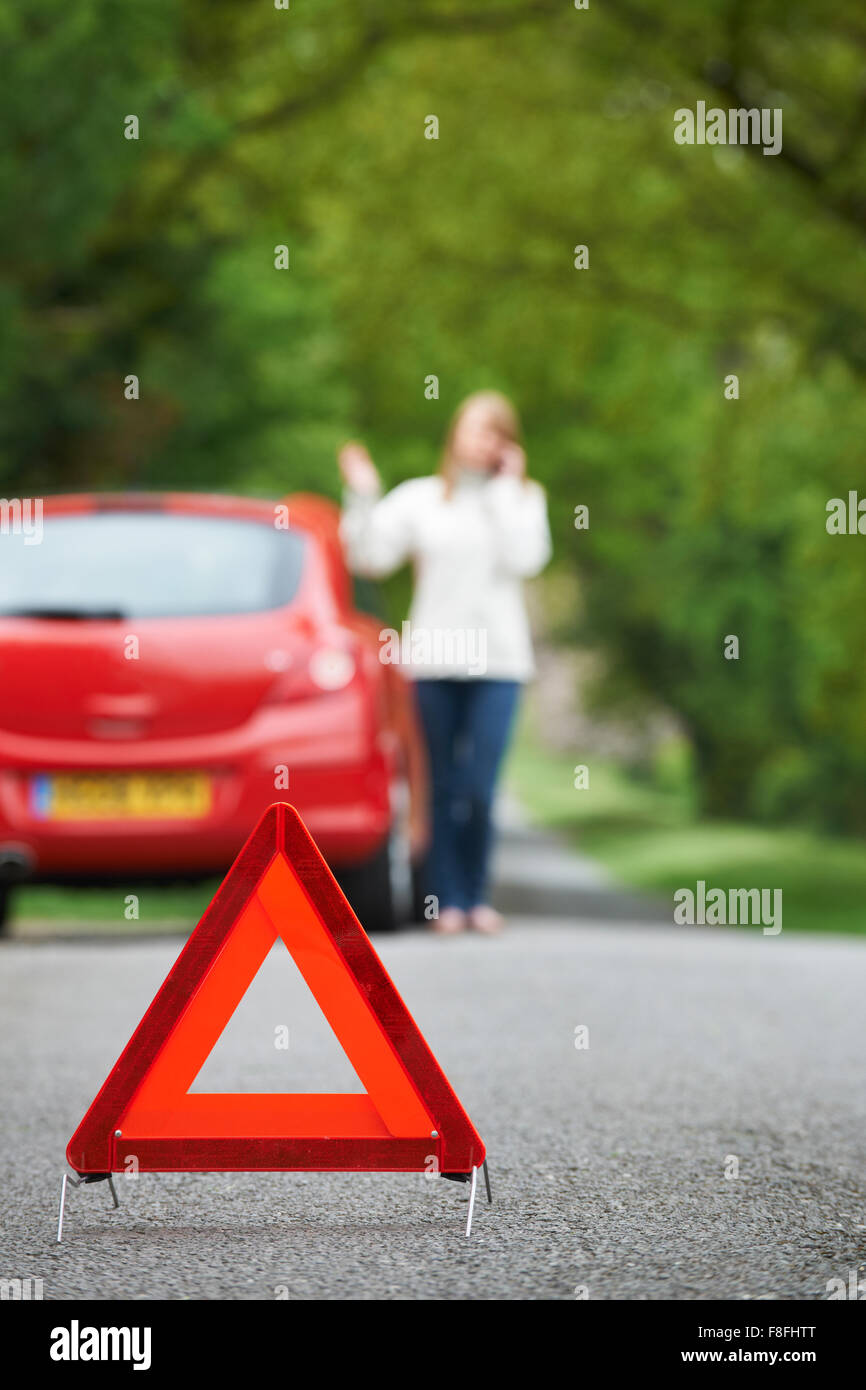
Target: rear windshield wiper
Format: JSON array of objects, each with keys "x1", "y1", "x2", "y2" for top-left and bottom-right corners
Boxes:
[{"x1": 3, "y1": 607, "x2": 128, "y2": 620}]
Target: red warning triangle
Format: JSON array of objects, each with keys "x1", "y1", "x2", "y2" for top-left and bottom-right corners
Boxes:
[{"x1": 67, "y1": 804, "x2": 485, "y2": 1176}]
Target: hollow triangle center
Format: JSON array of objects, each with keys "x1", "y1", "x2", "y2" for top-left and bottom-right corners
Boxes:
[{"x1": 189, "y1": 937, "x2": 365, "y2": 1094}]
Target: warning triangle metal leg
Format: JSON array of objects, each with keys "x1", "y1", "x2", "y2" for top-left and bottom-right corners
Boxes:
[
  {"x1": 56, "y1": 1172, "x2": 70, "y2": 1243},
  {"x1": 464, "y1": 1160, "x2": 493, "y2": 1236},
  {"x1": 465, "y1": 1166, "x2": 478, "y2": 1237},
  {"x1": 445, "y1": 1159, "x2": 491, "y2": 1236},
  {"x1": 57, "y1": 1171, "x2": 120, "y2": 1243}
]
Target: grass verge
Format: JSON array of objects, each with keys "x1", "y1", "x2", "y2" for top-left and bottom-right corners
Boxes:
[{"x1": 506, "y1": 722, "x2": 866, "y2": 936}]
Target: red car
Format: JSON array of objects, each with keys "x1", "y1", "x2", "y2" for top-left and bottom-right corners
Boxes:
[{"x1": 0, "y1": 492, "x2": 427, "y2": 933}]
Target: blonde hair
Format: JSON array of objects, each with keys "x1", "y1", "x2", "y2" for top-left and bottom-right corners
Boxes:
[{"x1": 438, "y1": 390, "x2": 523, "y2": 499}]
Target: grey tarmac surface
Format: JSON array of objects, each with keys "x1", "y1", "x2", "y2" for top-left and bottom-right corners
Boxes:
[{"x1": 1, "y1": 913, "x2": 865, "y2": 1301}]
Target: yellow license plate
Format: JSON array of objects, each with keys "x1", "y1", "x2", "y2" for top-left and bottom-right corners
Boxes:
[{"x1": 34, "y1": 772, "x2": 212, "y2": 820}]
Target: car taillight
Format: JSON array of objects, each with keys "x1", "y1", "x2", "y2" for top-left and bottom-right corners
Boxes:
[{"x1": 262, "y1": 643, "x2": 357, "y2": 704}]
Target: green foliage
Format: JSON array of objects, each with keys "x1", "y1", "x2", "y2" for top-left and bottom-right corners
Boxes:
[{"x1": 3, "y1": 1, "x2": 866, "y2": 829}]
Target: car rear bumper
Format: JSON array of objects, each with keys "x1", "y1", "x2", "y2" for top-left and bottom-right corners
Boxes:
[{"x1": 0, "y1": 699, "x2": 392, "y2": 879}]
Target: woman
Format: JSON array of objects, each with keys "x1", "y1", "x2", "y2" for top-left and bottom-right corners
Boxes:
[{"x1": 338, "y1": 391, "x2": 552, "y2": 934}]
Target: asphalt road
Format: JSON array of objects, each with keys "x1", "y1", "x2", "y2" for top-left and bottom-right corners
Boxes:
[{"x1": 2, "y1": 909, "x2": 865, "y2": 1300}]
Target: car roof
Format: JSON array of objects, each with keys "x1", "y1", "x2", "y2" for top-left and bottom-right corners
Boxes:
[{"x1": 38, "y1": 492, "x2": 287, "y2": 524}]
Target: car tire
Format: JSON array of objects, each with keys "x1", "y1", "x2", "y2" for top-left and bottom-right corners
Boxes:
[
  {"x1": 334, "y1": 837, "x2": 399, "y2": 933},
  {"x1": 0, "y1": 884, "x2": 11, "y2": 936}
]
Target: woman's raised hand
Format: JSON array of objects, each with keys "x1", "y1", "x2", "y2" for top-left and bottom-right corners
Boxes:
[
  {"x1": 496, "y1": 441, "x2": 527, "y2": 479},
  {"x1": 338, "y1": 440, "x2": 381, "y2": 496}
]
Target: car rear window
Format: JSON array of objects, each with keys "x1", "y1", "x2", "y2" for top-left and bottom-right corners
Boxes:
[{"x1": 0, "y1": 511, "x2": 307, "y2": 619}]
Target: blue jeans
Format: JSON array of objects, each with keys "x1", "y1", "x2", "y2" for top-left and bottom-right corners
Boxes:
[{"x1": 414, "y1": 679, "x2": 521, "y2": 913}]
